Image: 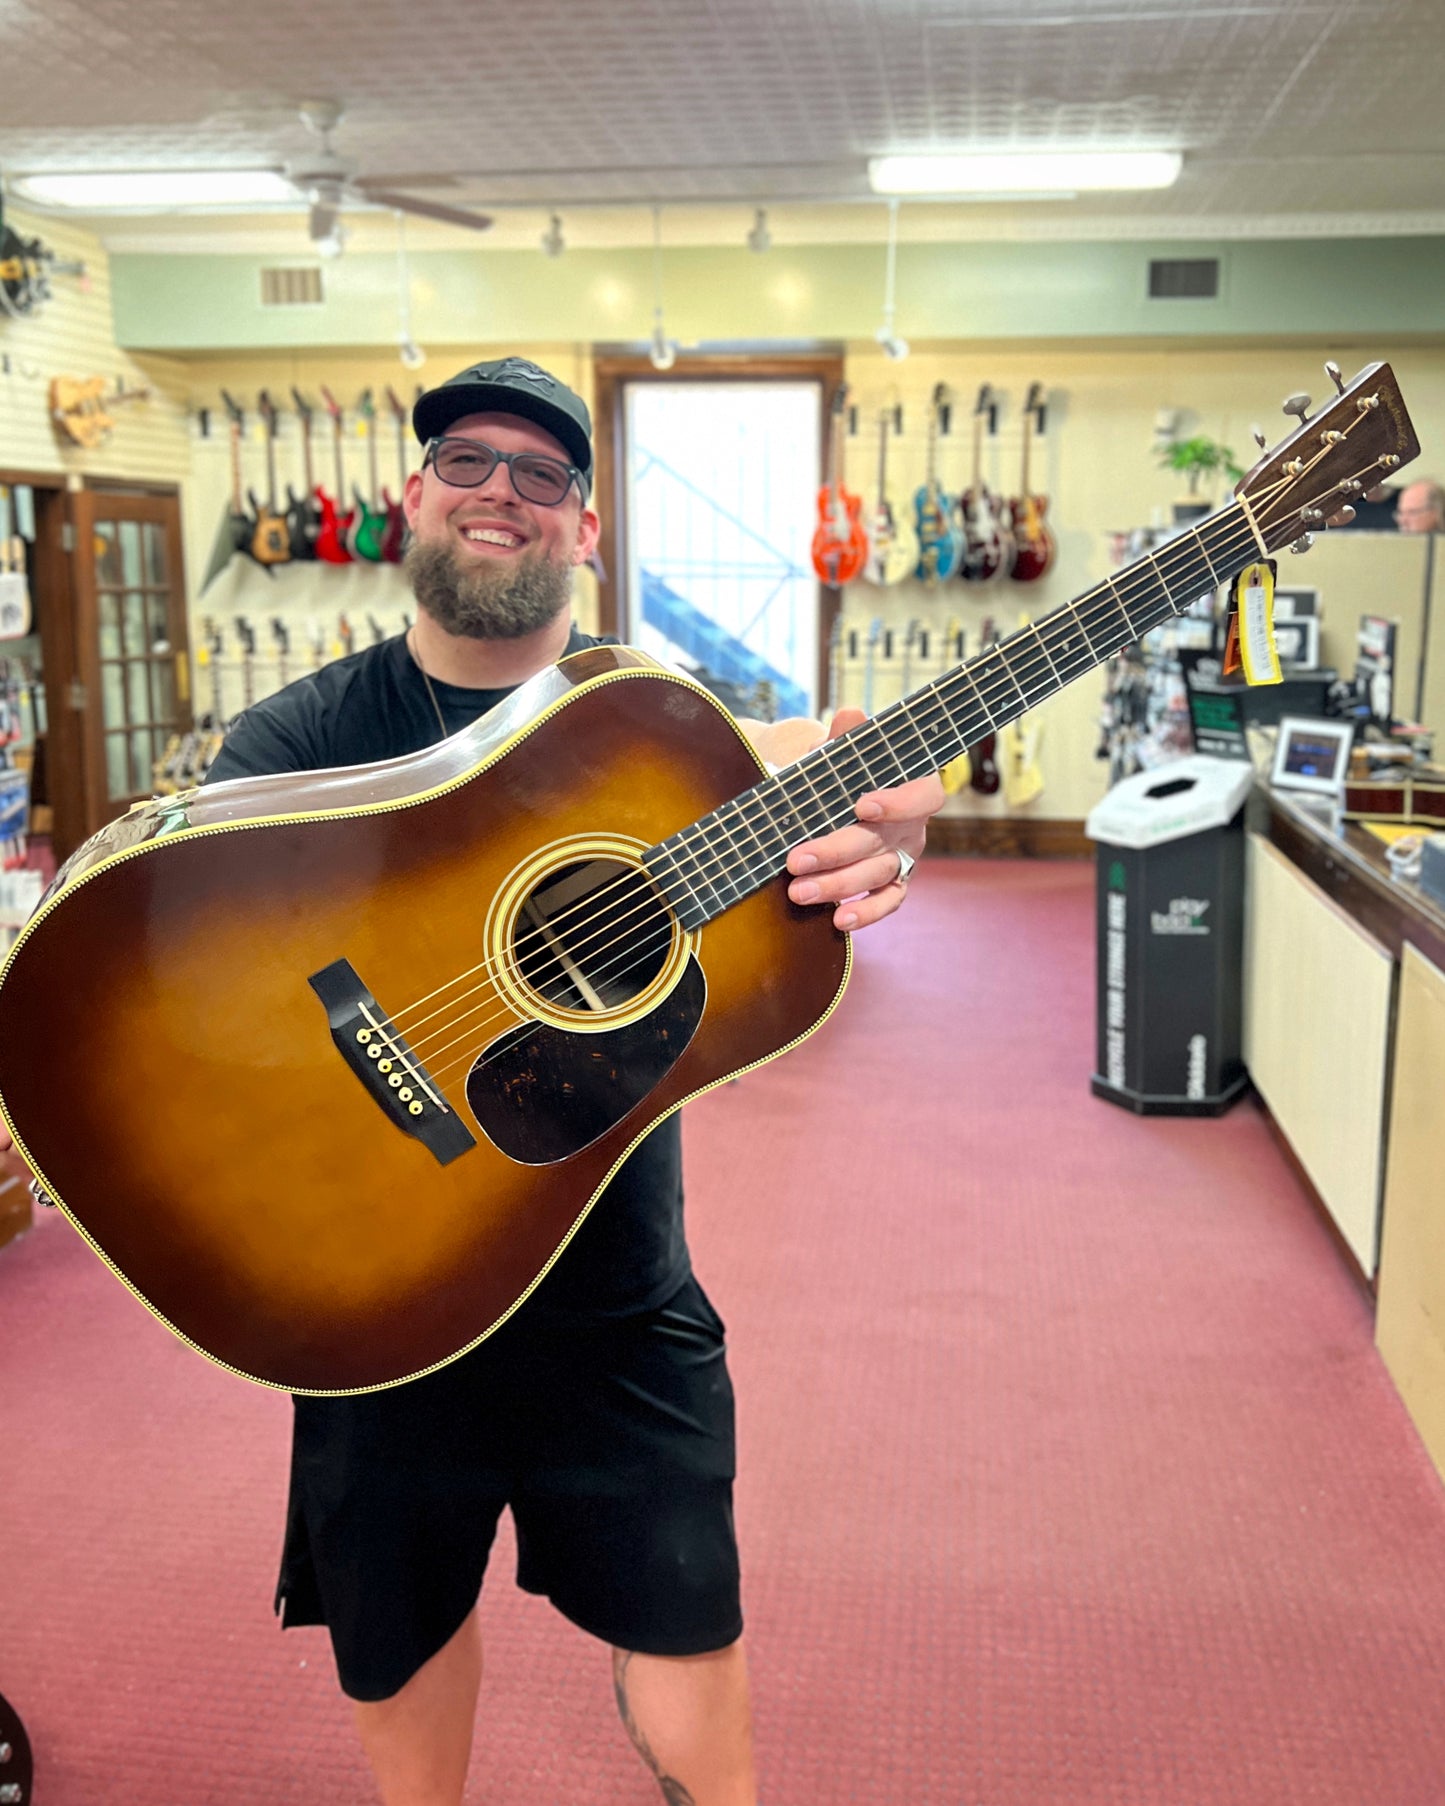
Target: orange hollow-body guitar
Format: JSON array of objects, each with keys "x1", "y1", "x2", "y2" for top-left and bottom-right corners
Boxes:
[{"x1": 0, "y1": 358, "x2": 1419, "y2": 1395}]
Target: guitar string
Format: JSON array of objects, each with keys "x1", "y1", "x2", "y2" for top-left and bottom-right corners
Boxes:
[
  {"x1": 392, "y1": 445, "x2": 1370, "y2": 1070},
  {"x1": 389, "y1": 460, "x2": 1357, "y2": 1080},
  {"x1": 415, "y1": 484, "x2": 1325, "y2": 1087}
]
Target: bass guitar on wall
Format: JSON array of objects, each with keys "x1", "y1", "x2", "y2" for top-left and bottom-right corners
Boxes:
[
  {"x1": 1008, "y1": 381, "x2": 1056, "y2": 583},
  {"x1": 0, "y1": 361, "x2": 1416, "y2": 1392},
  {"x1": 810, "y1": 385, "x2": 868, "y2": 587}
]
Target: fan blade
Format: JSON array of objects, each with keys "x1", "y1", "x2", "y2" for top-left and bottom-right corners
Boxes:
[{"x1": 353, "y1": 187, "x2": 493, "y2": 231}]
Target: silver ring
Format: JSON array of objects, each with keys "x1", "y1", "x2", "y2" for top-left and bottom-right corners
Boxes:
[{"x1": 893, "y1": 846, "x2": 917, "y2": 886}]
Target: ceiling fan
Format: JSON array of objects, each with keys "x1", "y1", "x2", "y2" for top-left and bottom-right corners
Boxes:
[{"x1": 287, "y1": 102, "x2": 494, "y2": 252}]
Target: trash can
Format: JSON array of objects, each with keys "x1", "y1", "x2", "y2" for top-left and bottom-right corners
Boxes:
[{"x1": 1085, "y1": 755, "x2": 1255, "y2": 1115}]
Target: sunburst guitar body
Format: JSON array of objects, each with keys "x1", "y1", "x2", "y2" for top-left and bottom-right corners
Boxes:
[{"x1": 0, "y1": 649, "x2": 849, "y2": 1394}]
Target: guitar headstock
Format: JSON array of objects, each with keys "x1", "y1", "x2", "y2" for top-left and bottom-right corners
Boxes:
[
  {"x1": 1233, "y1": 361, "x2": 1419, "y2": 550},
  {"x1": 385, "y1": 385, "x2": 407, "y2": 422},
  {"x1": 319, "y1": 385, "x2": 343, "y2": 425},
  {"x1": 290, "y1": 387, "x2": 314, "y2": 431},
  {"x1": 220, "y1": 389, "x2": 245, "y2": 430},
  {"x1": 257, "y1": 389, "x2": 278, "y2": 435},
  {"x1": 357, "y1": 387, "x2": 376, "y2": 424}
]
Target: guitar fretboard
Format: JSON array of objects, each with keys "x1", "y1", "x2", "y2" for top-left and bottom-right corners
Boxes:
[{"x1": 644, "y1": 499, "x2": 1270, "y2": 930}]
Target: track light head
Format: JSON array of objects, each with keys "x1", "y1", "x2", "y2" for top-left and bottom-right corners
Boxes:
[
  {"x1": 746, "y1": 207, "x2": 771, "y2": 253},
  {"x1": 541, "y1": 213, "x2": 565, "y2": 257}
]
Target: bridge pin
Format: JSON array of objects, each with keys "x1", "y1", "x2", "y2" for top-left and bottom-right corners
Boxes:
[{"x1": 408, "y1": 1101, "x2": 424, "y2": 1116}]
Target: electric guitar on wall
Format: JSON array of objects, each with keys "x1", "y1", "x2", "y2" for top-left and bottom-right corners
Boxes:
[
  {"x1": 219, "y1": 392, "x2": 270, "y2": 577},
  {"x1": 315, "y1": 387, "x2": 356, "y2": 564},
  {"x1": 349, "y1": 390, "x2": 389, "y2": 563},
  {"x1": 810, "y1": 385, "x2": 868, "y2": 587},
  {"x1": 0, "y1": 362, "x2": 1417, "y2": 1393},
  {"x1": 914, "y1": 383, "x2": 963, "y2": 584},
  {"x1": 285, "y1": 389, "x2": 321, "y2": 562},
  {"x1": 249, "y1": 392, "x2": 292, "y2": 568},
  {"x1": 380, "y1": 387, "x2": 411, "y2": 564},
  {"x1": 968, "y1": 617, "x2": 1002, "y2": 794},
  {"x1": 959, "y1": 384, "x2": 1011, "y2": 584},
  {"x1": 1007, "y1": 382, "x2": 1056, "y2": 583},
  {"x1": 861, "y1": 406, "x2": 920, "y2": 585}
]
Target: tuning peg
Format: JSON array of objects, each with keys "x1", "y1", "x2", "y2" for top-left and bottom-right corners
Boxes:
[
  {"x1": 1329, "y1": 505, "x2": 1357, "y2": 528},
  {"x1": 1324, "y1": 360, "x2": 1346, "y2": 395},
  {"x1": 1288, "y1": 533, "x2": 1315, "y2": 554},
  {"x1": 1282, "y1": 393, "x2": 1312, "y2": 425},
  {"x1": 1252, "y1": 424, "x2": 1268, "y2": 450}
]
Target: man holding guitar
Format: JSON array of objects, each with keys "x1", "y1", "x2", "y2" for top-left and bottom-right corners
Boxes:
[{"x1": 5, "y1": 356, "x2": 937, "y2": 1806}]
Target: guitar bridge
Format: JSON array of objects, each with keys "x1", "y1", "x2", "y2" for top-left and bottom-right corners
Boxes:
[{"x1": 309, "y1": 958, "x2": 476, "y2": 1165}]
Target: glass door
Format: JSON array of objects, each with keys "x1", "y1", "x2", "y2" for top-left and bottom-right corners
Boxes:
[{"x1": 71, "y1": 490, "x2": 191, "y2": 834}]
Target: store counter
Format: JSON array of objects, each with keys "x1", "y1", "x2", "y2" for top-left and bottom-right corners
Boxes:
[{"x1": 1248, "y1": 784, "x2": 1445, "y2": 1483}]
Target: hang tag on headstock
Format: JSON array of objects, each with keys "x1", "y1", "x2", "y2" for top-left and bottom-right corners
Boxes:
[{"x1": 1226, "y1": 560, "x2": 1282, "y2": 686}]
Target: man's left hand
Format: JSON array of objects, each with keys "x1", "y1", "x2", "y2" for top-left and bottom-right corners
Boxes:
[{"x1": 739, "y1": 708, "x2": 945, "y2": 931}]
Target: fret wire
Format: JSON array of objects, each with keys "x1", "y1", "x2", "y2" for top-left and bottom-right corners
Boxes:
[
  {"x1": 988, "y1": 644, "x2": 1031, "y2": 715},
  {"x1": 1028, "y1": 620, "x2": 1063, "y2": 688},
  {"x1": 715, "y1": 794, "x2": 774, "y2": 883},
  {"x1": 1098, "y1": 576, "x2": 1138, "y2": 644}
]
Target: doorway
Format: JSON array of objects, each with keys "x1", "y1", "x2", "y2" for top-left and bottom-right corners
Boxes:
[{"x1": 592, "y1": 357, "x2": 842, "y2": 718}]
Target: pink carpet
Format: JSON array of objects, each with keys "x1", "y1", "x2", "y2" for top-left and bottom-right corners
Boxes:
[{"x1": 4, "y1": 857, "x2": 1445, "y2": 1802}]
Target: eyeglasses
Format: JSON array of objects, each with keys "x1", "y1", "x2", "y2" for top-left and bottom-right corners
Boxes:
[{"x1": 423, "y1": 435, "x2": 585, "y2": 506}]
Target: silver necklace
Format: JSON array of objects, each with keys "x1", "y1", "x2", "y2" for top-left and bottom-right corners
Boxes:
[{"x1": 408, "y1": 628, "x2": 449, "y2": 742}]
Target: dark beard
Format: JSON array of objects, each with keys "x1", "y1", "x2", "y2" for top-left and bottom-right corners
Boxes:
[{"x1": 403, "y1": 535, "x2": 572, "y2": 641}]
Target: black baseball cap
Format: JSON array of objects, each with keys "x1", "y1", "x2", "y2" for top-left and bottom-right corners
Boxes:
[{"x1": 412, "y1": 357, "x2": 593, "y2": 492}]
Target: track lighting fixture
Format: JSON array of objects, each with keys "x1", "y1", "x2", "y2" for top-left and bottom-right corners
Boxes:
[
  {"x1": 746, "y1": 207, "x2": 771, "y2": 253},
  {"x1": 393, "y1": 212, "x2": 425, "y2": 368},
  {"x1": 875, "y1": 198, "x2": 909, "y2": 360},
  {"x1": 648, "y1": 206, "x2": 679, "y2": 371},
  {"x1": 541, "y1": 213, "x2": 565, "y2": 258}
]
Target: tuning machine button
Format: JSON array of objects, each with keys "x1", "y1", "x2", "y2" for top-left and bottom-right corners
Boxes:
[
  {"x1": 1325, "y1": 360, "x2": 1346, "y2": 395},
  {"x1": 1283, "y1": 393, "x2": 1312, "y2": 425},
  {"x1": 1289, "y1": 533, "x2": 1315, "y2": 554},
  {"x1": 1252, "y1": 425, "x2": 1268, "y2": 450}
]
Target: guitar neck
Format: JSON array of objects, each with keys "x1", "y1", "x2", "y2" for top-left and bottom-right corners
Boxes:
[{"x1": 645, "y1": 499, "x2": 1264, "y2": 929}]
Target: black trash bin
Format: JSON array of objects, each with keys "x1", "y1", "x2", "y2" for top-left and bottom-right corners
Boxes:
[{"x1": 1085, "y1": 755, "x2": 1255, "y2": 1116}]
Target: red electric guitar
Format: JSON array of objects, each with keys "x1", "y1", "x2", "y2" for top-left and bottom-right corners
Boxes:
[
  {"x1": 380, "y1": 387, "x2": 410, "y2": 564},
  {"x1": 315, "y1": 387, "x2": 356, "y2": 564},
  {"x1": 810, "y1": 385, "x2": 868, "y2": 587},
  {"x1": 1007, "y1": 382, "x2": 1056, "y2": 582}
]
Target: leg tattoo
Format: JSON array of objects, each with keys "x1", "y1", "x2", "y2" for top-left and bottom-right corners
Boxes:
[{"x1": 612, "y1": 1650, "x2": 697, "y2": 1806}]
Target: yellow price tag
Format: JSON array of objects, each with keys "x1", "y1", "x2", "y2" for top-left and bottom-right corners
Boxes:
[{"x1": 1234, "y1": 560, "x2": 1282, "y2": 687}]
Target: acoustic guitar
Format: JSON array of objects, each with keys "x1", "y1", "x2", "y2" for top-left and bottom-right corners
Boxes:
[
  {"x1": 0, "y1": 363, "x2": 1417, "y2": 1393},
  {"x1": 810, "y1": 385, "x2": 868, "y2": 587},
  {"x1": 1007, "y1": 381, "x2": 1056, "y2": 582}
]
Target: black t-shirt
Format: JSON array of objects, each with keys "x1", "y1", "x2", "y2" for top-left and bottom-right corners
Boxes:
[{"x1": 203, "y1": 627, "x2": 690, "y2": 1320}]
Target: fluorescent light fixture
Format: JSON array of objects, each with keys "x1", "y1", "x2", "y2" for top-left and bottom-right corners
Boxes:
[
  {"x1": 13, "y1": 170, "x2": 297, "y2": 210},
  {"x1": 868, "y1": 151, "x2": 1182, "y2": 196}
]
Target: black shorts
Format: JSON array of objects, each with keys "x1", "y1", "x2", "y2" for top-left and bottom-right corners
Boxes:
[{"x1": 274, "y1": 1274, "x2": 741, "y2": 1702}]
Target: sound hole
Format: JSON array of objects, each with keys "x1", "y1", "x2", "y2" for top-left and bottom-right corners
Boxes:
[{"x1": 513, "y1": 857, "x2": 672, "y2": 1015}]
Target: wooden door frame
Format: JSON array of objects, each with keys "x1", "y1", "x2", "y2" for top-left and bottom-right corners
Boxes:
[
  {"x1": 590, "y1": 353, "x2": 846, "y2": 712},
  {"x1": 69, "y1": 486, "x2": 191, "y2": 838},
  {"x1": 0, "y1": 469, "x2": 85, "y2": 862}
]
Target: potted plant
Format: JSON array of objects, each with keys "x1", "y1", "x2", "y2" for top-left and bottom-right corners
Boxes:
[{"x1": 1158, "y1": 436, "x2": 1244, "y2": 523}]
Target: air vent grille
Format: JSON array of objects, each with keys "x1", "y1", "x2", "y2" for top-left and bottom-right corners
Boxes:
[
  {"x1": 1148, "y1": 258, "x2": 1220, "y2": 300},
  {"x1": 260, "y1": 266, "x2": 325, "y2": 307}
]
